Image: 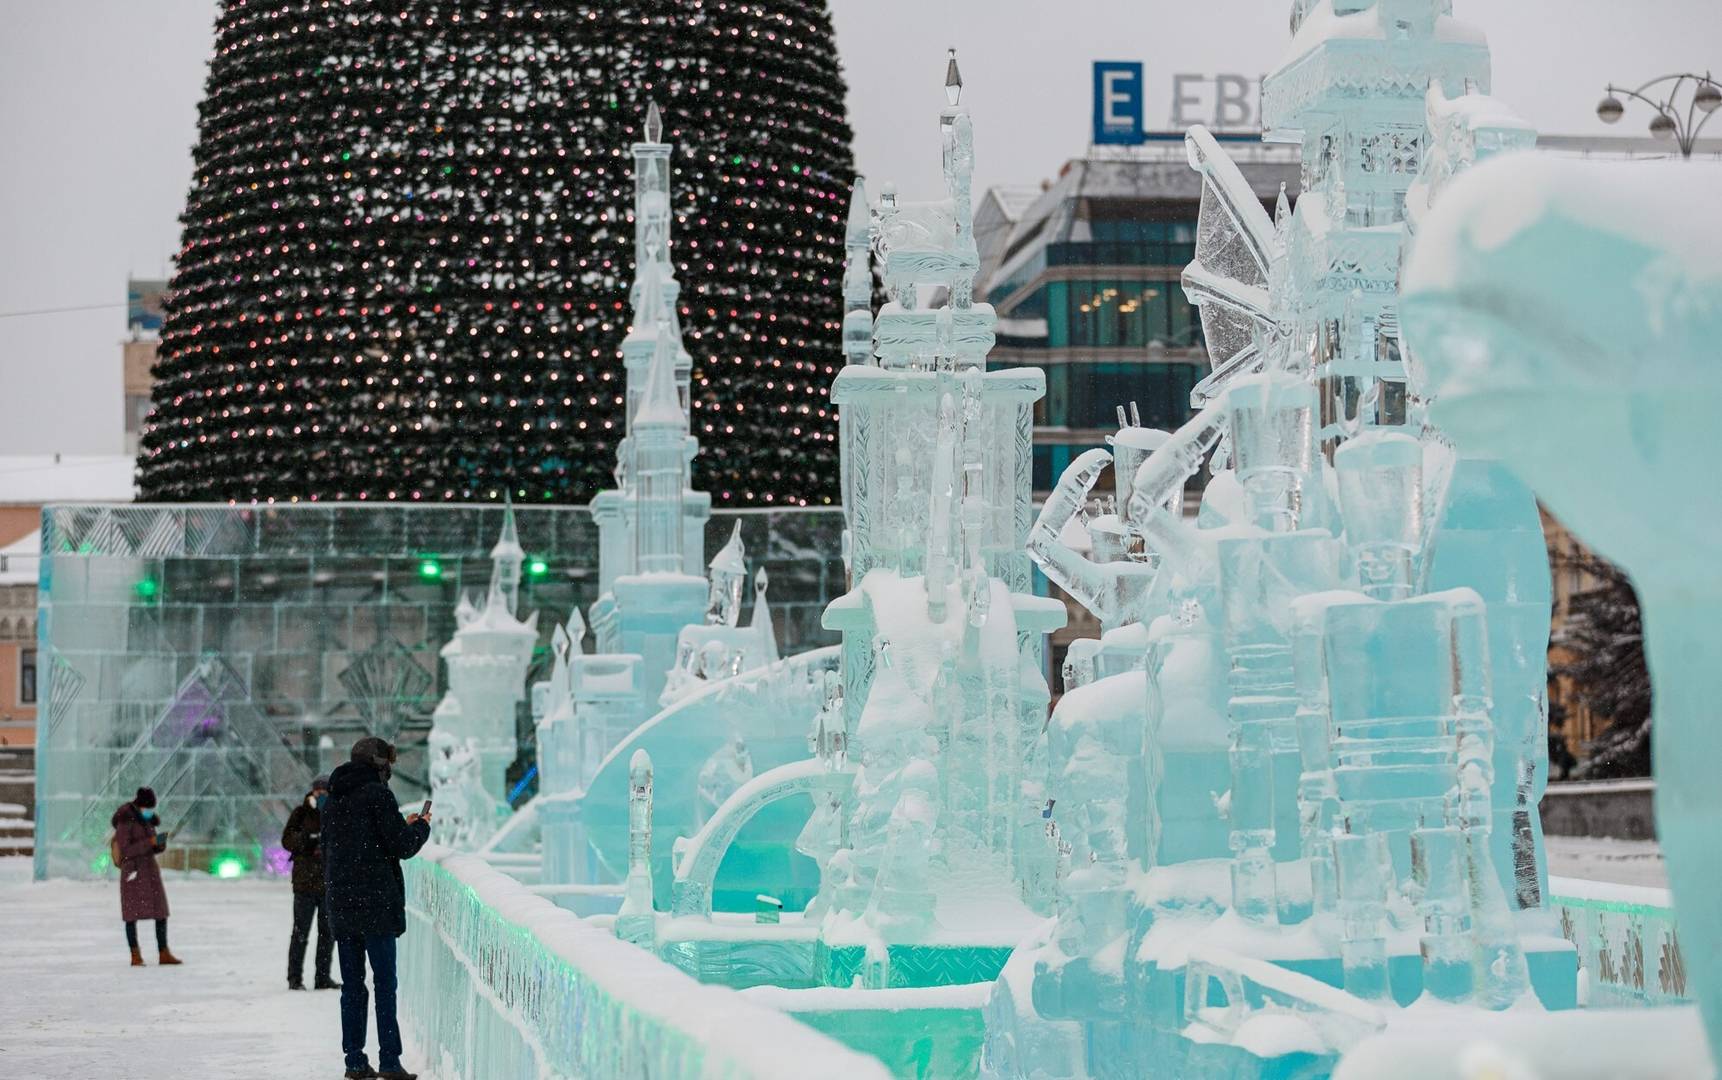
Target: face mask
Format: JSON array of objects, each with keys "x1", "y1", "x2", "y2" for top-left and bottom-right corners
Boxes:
[
  {"x1": 315, "y1": 794, "x2": 328, "y2": 811},
  {"x1": 139, "y1": 809, "x2": 157, "y2": 823}
]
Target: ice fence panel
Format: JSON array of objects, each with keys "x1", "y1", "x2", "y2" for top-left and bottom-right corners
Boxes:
[{"x1": 402, "y1": 846, "x2": 894, "y2": 1080}]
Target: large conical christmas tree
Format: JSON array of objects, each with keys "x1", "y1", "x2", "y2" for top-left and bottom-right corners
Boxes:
[{"x1": 141, "y1": 0, "x2": 853, "y2": 507}]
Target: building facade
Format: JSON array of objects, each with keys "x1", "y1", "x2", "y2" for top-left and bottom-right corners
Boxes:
[{"x1": 976, "y1": 136, "x2": 1302, "y2": 496}]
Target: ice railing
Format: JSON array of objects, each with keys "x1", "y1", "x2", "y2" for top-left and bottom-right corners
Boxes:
[
  {"x1": 1548, "y1": 878, "x2": 1689, "y2": 1008},
  {"x1": 401, "y1": 846, "x2": 892, "y2": 1080}
]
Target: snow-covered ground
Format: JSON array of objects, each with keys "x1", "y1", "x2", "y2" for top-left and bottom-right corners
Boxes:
[
  {"x1": 0, "y1": 859, "x2": 433, "y2": 1079},
  {"x1": 1545, "y1": 834, "x2": 1667, "y2": 888}
]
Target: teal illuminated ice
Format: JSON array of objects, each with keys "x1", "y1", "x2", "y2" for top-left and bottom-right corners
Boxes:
[{"x1": 1402, "y1": 150, "x2": 1722, "y2": 1072}]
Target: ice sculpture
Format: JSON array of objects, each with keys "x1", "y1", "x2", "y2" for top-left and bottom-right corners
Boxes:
[
  {"x1": 429, "y1": 506, "x2": 538, "y2": 803},
  {"x1": 814, "y1": 51, "x2": 1067, "y2": 988},
  {"x1": 1401, "y1": 153, "x2": 1722, "y2": 1069},
  {"x1": 425, "y1": 728, "x2": 506, "y2": 851},
  {"x1": 530, "y1": 106, "x2": 804, "y2": 905},
  {"x1": 986, "y1": 5, "x2": 1576, "y2": 1077},
  {"x1": 616, "y1": 749, "x2": 657, "y2": 947}
]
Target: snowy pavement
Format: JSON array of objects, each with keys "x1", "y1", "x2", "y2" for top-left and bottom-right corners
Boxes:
[
  {"x1": 0, "y1": 859, "x2": 432, "y2": 1079},
  {"x1": 1545, "y1": 834, "x2": 1667, "y2": 889}
]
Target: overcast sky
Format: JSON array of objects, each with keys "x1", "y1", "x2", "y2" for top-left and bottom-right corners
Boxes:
[{"x1": 3, "y1": 0, "x2": 1719, "y2": 456}]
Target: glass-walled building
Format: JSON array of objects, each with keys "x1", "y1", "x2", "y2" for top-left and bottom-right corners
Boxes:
[{"x1": 975, "y1": 137, "x2": 1301, "y2": 495}]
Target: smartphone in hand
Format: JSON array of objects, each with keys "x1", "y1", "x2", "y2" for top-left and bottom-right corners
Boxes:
[{"x1": 419, "y1": 799, "x2": 432, "y2": 819}]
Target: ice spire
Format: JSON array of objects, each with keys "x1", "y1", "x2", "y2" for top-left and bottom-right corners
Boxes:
[
  {"x1": 632, "y1": 330, "x2": 687, "y2": 573},
  {"x1": 749, "y1": 566, "x2": 779, "y2": 664},
  {"x1": 944, "y1": 48, "x2": 963, "y2": 107},
  {"x1": 644, "y1": 99, "x2": 663, "y2": 145},
  {"x1": 488, "y1": 500, "x2": 524, "y2": 616},
  {"x1": 707, "y1": 522, "x2": 748, "y2": 627},
  {"x1": 843, "y1": 177, "x2": 875, "y2": 367}
]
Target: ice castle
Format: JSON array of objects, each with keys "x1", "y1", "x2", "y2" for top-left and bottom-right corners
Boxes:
[{"x1": 398, "y1": 5, "x2": 1722, "y2": 1076}]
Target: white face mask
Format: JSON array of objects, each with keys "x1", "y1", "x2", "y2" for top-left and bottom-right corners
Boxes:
[{"x1": 306, "y1": 796, "x2": 316, "y2": 808}]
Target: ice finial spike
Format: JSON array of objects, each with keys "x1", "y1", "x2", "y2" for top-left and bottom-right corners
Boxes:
[
  {"x1": 567, "y1": 609, "x2": 588, "y2": 654},
  {"x1": 644, "y1": 100, "x2": 663, "y2": 145},
  {"x1": 945, "y1": 49, "x2": 963, "y2": 107},
  {"x1": 847, "y1": 177, "x2": 871, "y2": 242},
  {"x1": 1275, "y1": 183, "x2": 1292, "y2": 231},
  {"x1": 1117, "y1": 405, "x2": 1129, "y2": 429},
  {"x1": 1129, "y1": 401, "x2": 1141, "y2": 428}
]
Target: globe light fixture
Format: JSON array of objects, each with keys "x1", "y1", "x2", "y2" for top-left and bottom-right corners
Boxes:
[
  {"x1": 1596, "y1": 95, "x2": 1625, "y2": 123},
  {"x1": 1697, "y1": 78, "x2": 1722, "y2": 114}
]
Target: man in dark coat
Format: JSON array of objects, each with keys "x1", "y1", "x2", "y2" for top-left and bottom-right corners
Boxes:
[
  {"x1": 321, "y1": 737, "x2": 431, "y2": 1080},
  {"x1": 112, "y1": 786, "x2": 182, "y2": 967},
  {"x1": 281, "y1": 774, "x2": 340, "y2": 990}
]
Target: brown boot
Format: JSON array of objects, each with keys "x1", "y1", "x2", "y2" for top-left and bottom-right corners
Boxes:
[
  {"x1": 130, "y1": 947, "x2": 145, "y2": 967},
  {"x1": 158, "y1": 949, "x2": 184, "y2": 966}
]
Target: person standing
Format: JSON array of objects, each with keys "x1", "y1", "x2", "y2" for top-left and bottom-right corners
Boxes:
[
  {"x1": 112, "y1": 787, "x2": 182, "y2": 967},
  {"x1": 321, "y1": 737, "x2": 431, "y2": 1080},
  {"x1": 282, "y1": 774, "x2": 340, "y2": 991}
]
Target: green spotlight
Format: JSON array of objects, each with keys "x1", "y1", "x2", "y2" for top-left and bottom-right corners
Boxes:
[
  {"x1": 527, "y1": 558, "x2": 549, "y2": 578},
  {"x1": 418, "y1": 558, "x2": 443, "y2": 580}
]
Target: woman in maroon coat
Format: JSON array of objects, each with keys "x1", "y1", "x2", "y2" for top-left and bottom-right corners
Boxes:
[{"x1": 113, "y1": 787, "x2": 182, "y2": 967}]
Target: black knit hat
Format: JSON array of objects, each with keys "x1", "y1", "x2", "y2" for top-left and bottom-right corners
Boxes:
[
  {"x1": 134, "y1": 787, "x2": 157, "y2": 809},
  {"x1": 350, "y1": 736, "x2": 397, "y2": 767}
]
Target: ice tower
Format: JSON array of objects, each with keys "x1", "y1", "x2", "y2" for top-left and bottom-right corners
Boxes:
[
  {"x1": 430, "y1": 505, "x2": 538, "y2": 802},
  {"x1": 533, "y1": 106, "x2": 788, "y2": 897},
  {"x1": 813, "y1": 52, "x2": 1066, "y2": 989}
]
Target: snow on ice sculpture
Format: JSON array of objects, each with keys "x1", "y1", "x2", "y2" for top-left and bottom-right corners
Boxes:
[
  {"x1": 818, "y1": 52, "x2": 1066, "y2": 988},
  {"x1": 1401, "y1": 154, "x2": 1722, "y2": 1069},
  {"x1": 986, "y1": 6, "x2": 1573, "y2": 1077},
  {"x1": 430, "y1": 504, "x2": 538, "y2": 805}
]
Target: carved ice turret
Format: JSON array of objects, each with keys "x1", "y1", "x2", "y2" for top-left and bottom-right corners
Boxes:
[
  {"x1": 816, "y1": 55, "x2": 1065, "y2": 976},
  {"x1": 430, "y1": 510, "x2": 539, "y2": 815}
]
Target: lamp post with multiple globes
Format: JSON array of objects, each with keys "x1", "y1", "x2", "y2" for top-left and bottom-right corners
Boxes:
[{"x1": 1596, "y1": 73, "x2": 1722, "y2": 158}]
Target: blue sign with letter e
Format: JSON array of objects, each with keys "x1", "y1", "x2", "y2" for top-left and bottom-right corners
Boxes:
[{"x1": 1093, "y1": 61, "x2": 1145, "y2": 145}]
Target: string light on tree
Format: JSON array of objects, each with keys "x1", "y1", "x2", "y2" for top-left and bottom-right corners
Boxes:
[{"x1": 140, "y1": 0, "x2": 855, "y2": 507}]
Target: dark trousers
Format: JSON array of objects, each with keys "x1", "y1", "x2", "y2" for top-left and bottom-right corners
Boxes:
[
  {"x1": 288, "y1": 892, "x2": 333, "y2": 984},
  {"x1": 336, "y1": 933, "x2": 402, "y2": 1073},
  {"x1": 124, "y1": 919, "x2": 168, "y2": 951}
]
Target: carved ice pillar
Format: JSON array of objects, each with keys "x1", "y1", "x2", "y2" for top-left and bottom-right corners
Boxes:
[{"x1": 616, "y1": 749, "x2": 657, "y2": 947}]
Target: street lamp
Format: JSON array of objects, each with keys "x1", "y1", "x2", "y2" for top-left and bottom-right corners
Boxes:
[{"x1": 1597, "y1": 72, "x2": 1722, "y2": 158}]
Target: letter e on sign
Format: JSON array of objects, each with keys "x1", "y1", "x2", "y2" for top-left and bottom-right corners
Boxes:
[{"x1": 1093, "y1": 61, "x2": 1145, "y2": 146}]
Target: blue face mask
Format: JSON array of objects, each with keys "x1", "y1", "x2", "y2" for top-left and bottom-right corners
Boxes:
[
  {"x1": 139, "y1": 809, "x2": 157, "y2": 823},
  {"x1": 315, "y1": 794, "x2": 328, "y2": 811}
]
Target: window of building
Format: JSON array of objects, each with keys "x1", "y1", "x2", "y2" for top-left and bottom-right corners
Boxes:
[
  {"x1": 1052, "y1": 280, "x2": 1202, "y2": 350},
  {"x1": 20, "y1": 648, "x2": 36, "y2": 705}
]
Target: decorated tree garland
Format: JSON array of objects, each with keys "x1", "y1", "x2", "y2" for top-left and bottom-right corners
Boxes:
[{"x1": 141, "y1": 0, "x2": 854, "y2": 507}]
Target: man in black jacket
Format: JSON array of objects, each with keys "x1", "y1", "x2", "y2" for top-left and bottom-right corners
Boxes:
[
  {"x1": 322, "y1": 737, "x2": 431, "y2": 1080},
  {"x1": 281, "y1": 774, "x2": 339, "y2": 990}
]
